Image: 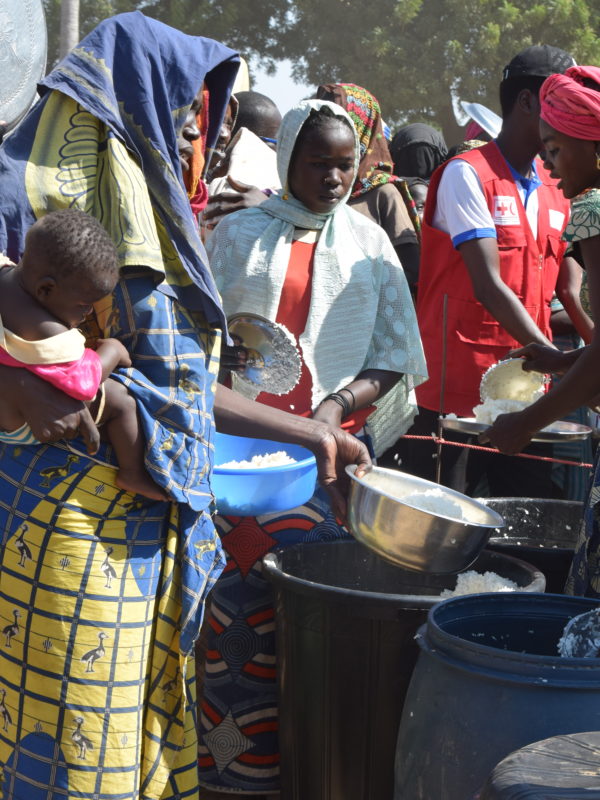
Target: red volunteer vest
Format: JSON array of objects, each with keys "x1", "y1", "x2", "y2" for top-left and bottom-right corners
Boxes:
[{"x1": 416, "y1": 141, "x2": 569, "y2": 417}]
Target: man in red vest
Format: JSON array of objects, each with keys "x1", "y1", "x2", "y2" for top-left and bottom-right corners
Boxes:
[{"x1": 398, "y1": 45, "x2": 574, "y2": 496}]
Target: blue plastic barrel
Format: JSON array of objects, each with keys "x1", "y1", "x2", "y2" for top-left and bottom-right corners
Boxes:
[{"x1": 394, "y1": 593, "x2": 600, "y2": 800}]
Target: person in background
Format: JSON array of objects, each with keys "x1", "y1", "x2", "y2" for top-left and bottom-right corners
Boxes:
[
  {"x1": 316, "y1": 82, "x2": 421, "y2": 289},
  {"x1": 393, "y1": 45, "x2": 575, "y2": 498},
  {"x1": 230, "y1": 90, "x2": 282, "y2": 148},
  {"x1": 481, "y1": 65, "x2": 600, "y2": 595},
  {"x1": 390, "y1": 122, "x2": 448, "y2": 181},
  {"x1": 197, "y1": 99, "x2": 426, "y2": 795},
  {"x1": 203, "y1": 91, "x2": 283, "y2": 233},
  {"x1": 406, "y1": 176, "x2": 429, "y2": 224},
  {"x1": 204, "y1": 95, "x2": 236, "y2": 182}
]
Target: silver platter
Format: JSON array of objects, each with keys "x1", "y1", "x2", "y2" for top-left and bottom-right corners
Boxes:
[
  {"x1": 0, "y1": 0, "x2": 47, "y2": 132},
  {"x1": 227, "y1": 312, "x2": 302, "y2": 395},
  {"x1": 442, "y1": 417, "x2": 592, "y2": 443}
]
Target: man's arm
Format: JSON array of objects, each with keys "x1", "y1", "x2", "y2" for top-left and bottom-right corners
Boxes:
[{"x1": 458, "y1": 237, "x2": 553, "y2": 347}]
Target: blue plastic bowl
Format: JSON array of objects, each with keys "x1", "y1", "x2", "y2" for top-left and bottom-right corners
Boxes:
[{"x1": 212, "y1": 432, "x2": 318, "y2": 516}]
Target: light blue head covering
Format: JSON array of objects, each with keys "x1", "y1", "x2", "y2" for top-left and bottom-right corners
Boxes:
[
  {"x1": 207, "y1": 98, "x2": 427, "y2": 452},
  {"x1": 261, "y1": 99, "x2": 359, "y2": 229}
]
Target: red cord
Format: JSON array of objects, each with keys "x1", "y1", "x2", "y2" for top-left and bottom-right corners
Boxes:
[{"x1": 400, "y1": 434, "x2": 594, "y2": 469}]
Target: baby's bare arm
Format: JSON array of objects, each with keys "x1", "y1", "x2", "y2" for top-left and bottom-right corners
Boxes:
[{"x1": 94, "y1": 338, "x2": 131, "y2": 381}]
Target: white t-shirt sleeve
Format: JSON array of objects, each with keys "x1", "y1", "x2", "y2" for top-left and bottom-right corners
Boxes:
[{"x1": 432, "y1": 159, "x2": 497, "y2": 248}]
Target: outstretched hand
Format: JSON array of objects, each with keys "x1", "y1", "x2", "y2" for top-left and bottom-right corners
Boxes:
[
  {"x1": 478, "y1": 411, "x2": 537, "y2": 455},
  {"x1": 202, "y1": 176, "x2": 267, "y2": 229},
  {"x1": 311, "y1": 426, "x2": 371, "y2": 523},
  {"x1": 507, "y1": 343, "x2": 572, "y2": 375}
]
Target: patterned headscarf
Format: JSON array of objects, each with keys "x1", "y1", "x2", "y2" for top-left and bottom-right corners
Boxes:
[
  {"x1": 316, "y1": 82, "x2": 399, "y2": 198},
  {"x1": 540, "y1": 66, "x2": 600, "y2": 140},
  {"x1": 0, "y1": 11, "x2": 239, "y2": 330}
]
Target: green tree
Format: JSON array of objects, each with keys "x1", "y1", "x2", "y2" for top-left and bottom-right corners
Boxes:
[
  {"x1": 42, "y1": 0, "x2": 288, "y2": 69},
  {"x1": 270, "y1": 0, "x2": 600, "y2": 142},
  {"x1": 42, "y1": 0, "x2": 600, "y2": 143}
]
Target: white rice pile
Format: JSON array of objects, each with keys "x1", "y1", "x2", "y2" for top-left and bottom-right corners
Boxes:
[
  {"x1": 217, "y1": 451, "x2": 297, "y2": 469},
  {"x1": 440, "y1": 570, "x2": 519, "y2": 598},
  {"x1": 401, "y1": 487, "x2": 466, "y2": 521},
  {"x1": 473, "y1": 398, "x2": 534, "y2": 425}
]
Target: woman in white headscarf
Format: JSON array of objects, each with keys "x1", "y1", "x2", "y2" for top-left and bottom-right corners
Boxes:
[{"x1": 198, "y1": 99, "x2": 426, "y2": 795}]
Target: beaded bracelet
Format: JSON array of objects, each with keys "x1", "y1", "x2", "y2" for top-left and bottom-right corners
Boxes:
[{"x1": 320, "y1": 392, "x2": 351, "y2": 418}]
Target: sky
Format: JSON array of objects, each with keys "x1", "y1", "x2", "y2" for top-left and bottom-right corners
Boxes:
[{"x1": 251, "y1": 59, "x2": 314, "y2": 115}]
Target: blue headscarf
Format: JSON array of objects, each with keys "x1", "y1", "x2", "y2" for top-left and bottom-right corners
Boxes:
[{"x1": 0, "y1": 10, "x2": 239, "y2": 329}]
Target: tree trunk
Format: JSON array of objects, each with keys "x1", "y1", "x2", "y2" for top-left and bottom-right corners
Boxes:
[
  {"x1": 438, "y1": 93, "x2": 464, "y2": 150},
  {"x1": 59, "y1": 0, "x2": 80, "y2": 59}
]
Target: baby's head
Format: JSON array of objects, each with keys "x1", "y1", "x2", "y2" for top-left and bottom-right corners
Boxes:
[{"x1": 21, "y1": 209, "x2": 119, "y2": 328}]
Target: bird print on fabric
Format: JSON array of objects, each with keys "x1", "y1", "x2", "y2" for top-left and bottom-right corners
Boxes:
[
  {"x1": 3, "y1": 609, "x2": 21, "y2": 648},
  {"x1": 71, "y1": 716, "x2": 94, "y2": 759},
  {"x1": 100, "y1": 546, "x2": 118, "y2": 589},
  {"x1": 14, "y1": 524, "x2": 32, "y2": 567},
  {"x1": 0, "y1": 689, "x2": 12, "y2": 732},
  {"x1": 81, "y1": 632, "x2": 109, "y2": 673},
  {"x1": 39, "y1": 454, "x2": 80, "y2": 487}
]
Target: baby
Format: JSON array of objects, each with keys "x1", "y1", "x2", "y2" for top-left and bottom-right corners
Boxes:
[{"x1": 0, "y1": 209, "x2": 167, "y2": 501}]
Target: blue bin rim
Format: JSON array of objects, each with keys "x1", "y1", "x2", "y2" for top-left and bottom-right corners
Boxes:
[{"x1": 419, "y1": 592, "x2": 600, "y2": 683}]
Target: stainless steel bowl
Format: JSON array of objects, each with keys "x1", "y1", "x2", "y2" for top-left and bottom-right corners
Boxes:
[{"x1": 346, "y1": 465, "x2": 505, "y2": 573}]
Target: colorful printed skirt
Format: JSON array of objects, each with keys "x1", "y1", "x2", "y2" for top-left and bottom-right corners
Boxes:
[
  {"x1": 198, "y1": 485, "x2": 351, "y2": 794},
  {"x1": 0, "y1": 441, "x2": 214, "y2": 800}
]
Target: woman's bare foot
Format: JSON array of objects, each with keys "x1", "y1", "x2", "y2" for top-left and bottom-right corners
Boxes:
[{"x1": 116, "y1": 468, "x2": 169, "y2": 501}]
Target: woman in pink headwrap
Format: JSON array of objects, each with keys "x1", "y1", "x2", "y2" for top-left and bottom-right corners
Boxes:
[{"x1": 482, "y1": 65, "x2": 600, "y2": 596}]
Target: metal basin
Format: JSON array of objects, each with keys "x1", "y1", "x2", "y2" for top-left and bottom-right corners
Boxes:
[{"x1": 346, "y1": 465, "x2": 504, "y2": 573}]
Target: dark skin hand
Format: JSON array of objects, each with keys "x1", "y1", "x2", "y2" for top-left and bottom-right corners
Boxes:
[
  {"x1": 1, "y1": 365, "x2": 100, "y2": 454},
  {"x1": 312, "y1": 369, "x2": 400, "y2": 428},
  {"x1": 202, "y1": 176, "x2": 267, "y2": 230},
  {"x1": 214, "y1": 384, "x2": 371, "y2": 522},
  {"x1": 481, "y1": 235, "x2": 600, "y2": 454},
  {"x1": 507, "y1": 342, "x2": 583, "y2": 375}
]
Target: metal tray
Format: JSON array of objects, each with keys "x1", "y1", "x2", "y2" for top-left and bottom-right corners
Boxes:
[
  {"x1": 441, "y1": 417, "x2": 592, "y2": 443},
  {"x1": 227, "y1": 312, "x2": 301, "y2": 395},
  {"x1": 0, "y1": 0, "x2": 47, "y2": 134}
]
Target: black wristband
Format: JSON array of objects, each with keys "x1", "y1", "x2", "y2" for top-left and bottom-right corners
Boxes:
[
  {"x1": 339, "y1": 386, "x2": 356, "y2": 413},
  {"x1": 321, "y1": 392, "x2": 351, "y2": 418}
]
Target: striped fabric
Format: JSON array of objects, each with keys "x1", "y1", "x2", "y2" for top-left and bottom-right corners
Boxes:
[{"x1": 0, "y1": 424, "x2": 39, "y2": 446}]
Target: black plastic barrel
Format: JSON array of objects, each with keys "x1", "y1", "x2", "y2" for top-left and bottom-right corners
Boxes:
[
  {"x1": 262, "y1": 540, "x2": 544, "y2": 800},
  {"x1": 394, "y1": 593, "x2": 600, "y2": 800},
  {"x1": 480, "y1": 731, "x2": 600, "y2": 799},
  {"x1": 482, "y1": 498, "x2": 582, "y2": 593}
]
